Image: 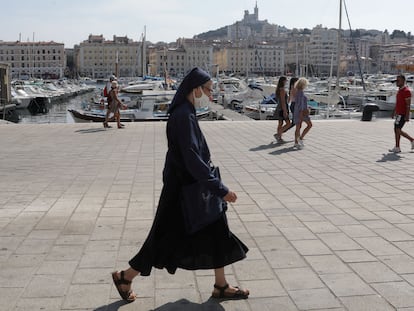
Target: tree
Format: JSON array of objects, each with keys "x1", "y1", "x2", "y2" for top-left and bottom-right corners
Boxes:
[
  {"x1": 390, "y1": 30, "x2": 406, "y2": 39},
  {"x1": 302, "y1": 28, "x2": 311, "y2": 35}
]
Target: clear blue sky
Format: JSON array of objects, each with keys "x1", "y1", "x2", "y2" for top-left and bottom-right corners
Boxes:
[{"x1": 1, "y1": 0, "x2": 412, "y2": 48}]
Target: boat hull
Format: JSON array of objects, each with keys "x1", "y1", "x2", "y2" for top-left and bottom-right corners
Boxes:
[
  {"x1": 68, "y1": 109, "x2": 169, "y2": 123},
  {"x1": 68, "y1": 107, "x2": 211, "y2": 123}
]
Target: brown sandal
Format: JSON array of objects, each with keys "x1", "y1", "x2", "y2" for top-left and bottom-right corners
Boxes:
[
  {"x1": 111, "y1": 271, "x2": 136, "y2": 303},
  {"x1": 211, "y1": 283, "x2": 249, "y2": 299}
]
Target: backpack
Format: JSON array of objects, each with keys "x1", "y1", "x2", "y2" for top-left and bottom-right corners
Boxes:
[{"x1": 103, "y1": 86, "x2": 108, "y2": 97}]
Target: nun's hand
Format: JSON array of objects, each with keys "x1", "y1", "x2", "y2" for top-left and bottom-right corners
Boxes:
[{"x1": 223, "y1": 190, "x2": 237, "y2": 203}]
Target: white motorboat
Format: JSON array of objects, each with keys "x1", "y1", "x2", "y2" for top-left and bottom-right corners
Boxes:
[
  {"x1": 69, "y1": 93, "x2": 210, "y2": 123},
  {"x1": 307, "y1": 90, "x2": 344, "y2": 106},
  {"x1": 247, "y1": 77, "x2": 276, "y2": 96},
  {"x1": 218, "y1": 78, "x2": 268, "y2": 110},
  {"x1": 316, "y1": 107, "x2": 363, "y2": 119},
  {"x1": 243, "y1": 102, "x2": 277, "y2": 120},
  {"x1": 11, "y1": 87, "x2": 33, "y2": 109},
  {"x1": 121, "y1": 80, "x2": 166, "y2": 93}
]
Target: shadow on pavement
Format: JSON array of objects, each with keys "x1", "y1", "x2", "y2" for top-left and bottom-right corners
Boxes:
[
  {"x1": 95, "y1": 298, "x2": 225, "y2": 311},
  {"x1": 250, "y1": 140, "x2": 294, "y2": 152},
  {"x1": 377, "y1": 152, "x2": 402, "y2": 162},
  {"x1": 249, "y1": 141, "x2": 278, "y2": 151},
  {"x1": 75, "y1": 128, "x2": 107, "y2": 134},
  {"x1": 94, "y1": 300, "x2": 125, "y2": 311},
  {"x1": 269, "y1": 146, "x2": 299, "y2": 155},
  {"x1": 153, "y1": 298, "x2": 225, "y2": 310}
]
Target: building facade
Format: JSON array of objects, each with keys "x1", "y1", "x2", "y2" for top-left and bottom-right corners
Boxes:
[
  {"x1": 214, "y1": 43, "x2": 284, "y2": 76},
  {"x1": 381, "y1": 44, "x2": 414, "y2": 73},
  {"x1": 308, "y1": 25, "x2": 339, "y2": 76},
  {"x1": 74, "y1": 35, "x2": 144, "y2": 79},
  {"x1": 0, "y1": 41, "x2": 65, "y2": 79},
  {"x1": 148, "y1": 38, "x2": 213, "y2": 78},
  {"x1": 283, "y1": 36, "x2": 310, "y2": 76},
  {"x1": 2, "y1": 3, "x2": 413, "y2": 81}
]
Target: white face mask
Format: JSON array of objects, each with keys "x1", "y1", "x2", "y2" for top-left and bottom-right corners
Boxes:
[{"x1": 193, "y1": 87, "x2": 210, "y2": 108}]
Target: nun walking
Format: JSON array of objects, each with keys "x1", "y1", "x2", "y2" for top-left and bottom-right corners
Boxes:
[{"x1": 111, "y1": 67, "x2": 249, "y2": 303}]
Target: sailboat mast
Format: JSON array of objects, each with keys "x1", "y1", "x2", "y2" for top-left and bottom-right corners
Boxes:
[
  {"x1": 32, "y1": 32, "x2": 35, "y2": 79},
  {"x1": 142, "y1": 26, "x2": 146, "y2": 77},
  {"x1": 336, "y1": 0, "x2": 342, "y2": 90},
  {"x1": 115, "y1": 51, "x2": 119, "y2": 78}
]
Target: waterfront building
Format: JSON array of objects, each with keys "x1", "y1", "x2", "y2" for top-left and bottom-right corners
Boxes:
[
  {"x1": 308, "y1": 25, "x2": 339, "y2": 76},
  {"x1": 283, "y1": 36, "x2": 310, "y2": 76},
  {"x1": 0, "y1": 41, "x2": 65, "y2": 79},
  {"x1": 148, "y1": 38, "x2": 213, "y2": 78},
  {"x1": 382, "y1": 44, "x2": 414, "y2": 73},
  {"x1": 339, "y1": 37, "x2": 374, "y2": 74},
  {"x1": 396, "y1": 55, "x2": 414, "y2": 73},
  {"x1": 74, "y1": 34, "x2": 143, "y2": 79},
  {"x1": 214, "y1": 43, "x2": 284, "y2": 76}
]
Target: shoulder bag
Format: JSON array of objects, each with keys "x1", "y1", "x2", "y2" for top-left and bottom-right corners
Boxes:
[{"x1": 180, "y1": 165, "x2": 227, "y2": 235}]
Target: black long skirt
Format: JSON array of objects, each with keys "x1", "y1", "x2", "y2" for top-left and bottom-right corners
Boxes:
[{"x1": 129, "y1": 176, "x2": 248, "y2": 276}]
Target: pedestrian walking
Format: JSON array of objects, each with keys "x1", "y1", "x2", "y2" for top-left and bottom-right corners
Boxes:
[
  {"x1": 104, "y1": 81, "x2": 125, "y2": 129},
  {"x1": 274, "y1": 76, "x2": 291, "y2": 142},
  {"x1": 285, "y1": 77, "x2": 299, "y2": 132},
  {"x1": 389, "y1": 74, "x2": 414, "y2": 153},
  {"x1": 293, "y1": 77, "x2": 312, "y2": 149},
  {"x1": 111, "y1": 67, "x2": 249, "y2": 303}
]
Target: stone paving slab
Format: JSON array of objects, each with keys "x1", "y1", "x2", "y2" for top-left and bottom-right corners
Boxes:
[{"x1": 0, "y1": 119, "x2": 414, "y2": 310}]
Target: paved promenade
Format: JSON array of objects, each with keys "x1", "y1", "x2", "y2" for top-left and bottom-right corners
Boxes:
[{"x1": 1, "y1": 119, "x2": 414, "y2": 311}]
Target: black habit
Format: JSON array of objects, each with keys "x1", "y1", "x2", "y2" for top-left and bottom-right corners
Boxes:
[{"x1": 129, "y1": 68, "x2": 248, "y2": 276}]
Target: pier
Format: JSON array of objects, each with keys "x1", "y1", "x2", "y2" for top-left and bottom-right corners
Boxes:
[{"x1": 1, "y1": 119, "x2": 414, "y2": 310}]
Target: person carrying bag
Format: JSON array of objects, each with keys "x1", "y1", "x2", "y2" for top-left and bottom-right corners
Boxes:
[{"x1": 111, "y1": 67, "x2": 249, "y2": 304}]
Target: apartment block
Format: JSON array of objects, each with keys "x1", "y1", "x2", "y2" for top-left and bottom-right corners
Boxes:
[
  {"x1": 0, "y1": 41, "x2": 65, "y2": 79},
  {"x1": 148, "y1": 38, "x2": 213, "y2": 78},
  {"x1": 214, "y1": 43, "x2": 284, "y2": 76},
  {"x1": 308, "y1": 25, "x2": 339, "y2": 76},
  {"x1": 74, "y1": 34, "x2": 144, "y2": 79},
  {"x1": 284, "y1": 37, "x2": 310, "y2": 76}
]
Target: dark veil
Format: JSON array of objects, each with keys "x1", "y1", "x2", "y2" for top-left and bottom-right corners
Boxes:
[{"x1": 168, "y1": 67, "x2": 211, "y2": 113}]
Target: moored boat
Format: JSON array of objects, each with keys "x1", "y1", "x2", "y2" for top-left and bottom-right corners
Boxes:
[{"x1": 68, "y1": 100, "x2": 211, "y2": 123}]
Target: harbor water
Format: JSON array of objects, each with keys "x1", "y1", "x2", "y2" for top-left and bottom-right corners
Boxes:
[
  {"x1": 17, "y1": 86, "x2": 101, "y2": 124},
  {"x1": 13, "y1": 83, "x2": 395, "y2": 124}
]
